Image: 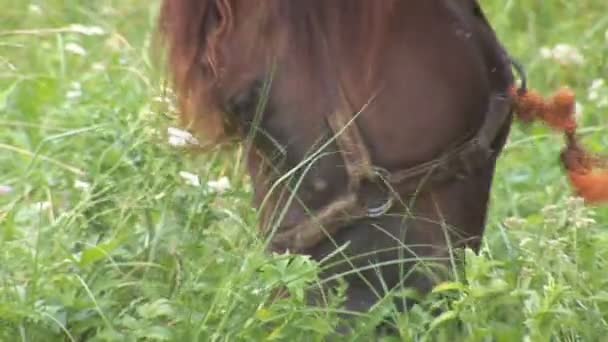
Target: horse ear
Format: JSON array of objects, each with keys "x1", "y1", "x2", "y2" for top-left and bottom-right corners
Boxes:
[
  {"x1": 197, "y1": 0, "x2": 234, "y2": 76},
  {"x1": 511, "y1": 86, "x2": 608, "y2": 204},
  {"x1": 158, "y1": 0, "x2": 236, "y2": 145}
]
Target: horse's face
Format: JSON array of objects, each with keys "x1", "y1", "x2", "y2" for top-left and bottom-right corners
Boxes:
[{"x1": 161, "y1": 0, "x2": 514, "y2": 312}]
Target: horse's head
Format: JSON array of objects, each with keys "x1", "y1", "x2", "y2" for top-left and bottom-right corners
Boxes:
[{"x1": 159, "y1": 0, "x2": 517, "y2": 312}]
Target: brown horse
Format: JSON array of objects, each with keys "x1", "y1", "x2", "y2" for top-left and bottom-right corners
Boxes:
[{"x1": 157, "y1": 0, "x2": 606, "y2": 315}]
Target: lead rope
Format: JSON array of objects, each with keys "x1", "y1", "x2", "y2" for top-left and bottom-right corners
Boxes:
[{"x1": 509, "y1": 65, "x2": 608, "y2": 204}]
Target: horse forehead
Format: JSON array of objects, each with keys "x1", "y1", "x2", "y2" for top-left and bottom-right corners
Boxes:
[{"x1": 262, "y1": 2, "x2": 493, "y2": 145}]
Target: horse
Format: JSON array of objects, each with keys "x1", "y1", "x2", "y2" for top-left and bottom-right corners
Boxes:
[{"x1": 157, "y1": 0, "x2": 608, "y2": 318}]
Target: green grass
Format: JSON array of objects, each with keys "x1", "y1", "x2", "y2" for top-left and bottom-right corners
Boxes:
[{"x1": 1, "y1": 1, "x2": 607, "y2": 341}]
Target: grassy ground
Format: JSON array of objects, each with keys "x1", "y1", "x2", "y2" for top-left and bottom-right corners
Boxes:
[{"x1": 1, "y1": 1, "x2": 607, "y2": 341}]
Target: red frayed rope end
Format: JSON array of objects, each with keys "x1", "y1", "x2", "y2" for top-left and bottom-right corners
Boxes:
[{"x1": 510, "y1": 86, "x2": 608, "y2": 204}]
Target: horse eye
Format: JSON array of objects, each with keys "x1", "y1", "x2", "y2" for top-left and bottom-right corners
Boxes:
[{"x1": 226, "y1": 79, "x2": 264, "y2": 124}]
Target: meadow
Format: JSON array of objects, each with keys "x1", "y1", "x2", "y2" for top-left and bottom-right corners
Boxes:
[{"x1": 1, "y1": 1, "x2": 607, "y2": 341}]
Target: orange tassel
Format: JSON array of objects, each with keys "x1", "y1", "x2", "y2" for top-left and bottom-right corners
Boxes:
[
  {"x1": 542, "y1": 88, "x2": 578, "y2": 133},
  {"x1": 566, "y1": 171, "x2": 608, "y2": 203},
  {"x1": 510, "y1": 85, "x2": 608, "y2": 204},
  {"x1": 560, "y1": 135, "x2": 608, "y2": 204},
  {"x1": 510, "y1": 87, "x2": 546, "y2": 123}
]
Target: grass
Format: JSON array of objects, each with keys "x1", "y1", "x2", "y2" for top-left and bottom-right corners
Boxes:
[{"x1": 1, "y1": 0, "x2": 607, "y2": 341}]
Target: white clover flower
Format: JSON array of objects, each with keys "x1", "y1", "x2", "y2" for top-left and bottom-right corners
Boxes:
[
  {"x1": 588, "y1": 78, "x2": 608, "y2": 108},
  {"x1": 0, "y1": 185, "x2": 13, "y2": 196},
  {"x1": 588, "y1": 79, "x2": 604, "y2": 101},
  {"x1": 574, "y1": 217, "x2": 597, "y2": 229},
  {"x1": 66, "y1": 82, "x2": 82, "y2": 100},
  {"x1": 168, "y1": 103, "x2": 178, "y2": 113},
  {"x1": 105, "y1": 35, "x2": 125, "y2": 52},
  {"x1": 68, "y1": 24, "x2": 106, "y2": 36},
  {"x1": 519, "y1": 237, "x2": 533, "y2": 248},
  {"x1": 575, "y1": 102, "x2": 583, "y2": 120},
  {"x1": 207, "y1": 177, "x2": 231, "y2": 194},
  {"x1": 566, "y1": 196, "x2": 585, "y2": 209},
  {"x1": 91, "y1": 62, "x2": 106, "y2": 72},
  {"x1": 540, "y1": 44, "x2": 585, "y2": 66},
  {"x1": 179, "y1": 171, "x2": 201, "y2": 187},
  {"x1": 33, "y1": 201, "x2": 52, "y2": 212},
  {"x1": 153, "y1": 96, "x2": 171, "y2": 104},
  {"x1": 28, "y1": 4, "x2": 42, "y2": 14},
  {"x1": 65, "y1": 42, "x2": 87, "y2": 56},
  {"x1": 503, "y1": 216, "x2": 526, "y2": 229},
  {"x1": 74, "y1": 180, "x2": 91, "y2": 191},
  {"x1": 540, "y1": 47, "x2": 553, "y2": 59},
  {"x1": 167, "y1": 127, "x2": 199, "y2": 147},
  {"x1": 590, "y1": 78, "x2": 605, "y2": 90}
]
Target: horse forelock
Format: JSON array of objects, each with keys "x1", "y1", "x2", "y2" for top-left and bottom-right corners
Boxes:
[
  {"x1": 157, "y1": 0, "x2": 399, "y2": 145},
  {"x1": 158, "y1": 0, "x2": 236, "y2": 143}
]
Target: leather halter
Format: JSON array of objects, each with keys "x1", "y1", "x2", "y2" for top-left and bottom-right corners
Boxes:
[{"x1": 269, "y1": 62, "x2": 526, "y2": 254}]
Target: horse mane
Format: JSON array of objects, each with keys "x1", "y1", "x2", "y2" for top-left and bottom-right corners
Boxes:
[{"x1": 157, "y1": 0, "x2": 396, "y2": 145}]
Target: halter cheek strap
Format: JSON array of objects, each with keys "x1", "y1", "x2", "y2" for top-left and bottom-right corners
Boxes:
[{"x1": 268, "y1": 103, "x2": 376, "y2": 252}]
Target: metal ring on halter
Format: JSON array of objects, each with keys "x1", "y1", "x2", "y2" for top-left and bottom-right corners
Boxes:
[
  {"x1": 365, "y1": 167, "x2": 395, "y2": 218},
  {"x1": 367, "y1": 195, "x2": 394, "y2": 218}
]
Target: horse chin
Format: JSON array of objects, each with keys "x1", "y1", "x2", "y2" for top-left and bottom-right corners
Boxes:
[{"x1": 295, "y1": 215, "x2": 449, "y2": 311}]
